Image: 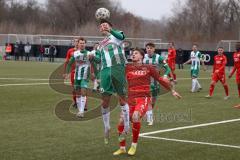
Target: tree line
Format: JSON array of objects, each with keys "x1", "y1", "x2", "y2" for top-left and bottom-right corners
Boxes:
[{"x1": 0, "y1": 0, "x2": 239, "y2": 43}]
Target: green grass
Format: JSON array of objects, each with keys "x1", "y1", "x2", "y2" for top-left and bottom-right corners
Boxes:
[{"x1": 0, "y1": 61, "x2": 239, "y2": 160}]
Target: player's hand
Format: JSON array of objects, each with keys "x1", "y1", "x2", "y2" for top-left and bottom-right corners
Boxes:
[
  {"x1": 172, "y1": 90, "x2": 182, "y2": 99},
  {"x1": 88, "y1": 54, "x2": 94, "y2": 60}
]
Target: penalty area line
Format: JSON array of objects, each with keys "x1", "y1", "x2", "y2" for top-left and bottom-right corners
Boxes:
[
  {"x1": 140, "y1": 135, "x2": 240, "y2": 149},
  {"x1": 140, "y1": 118, "x2": 240, "y2": 136}
]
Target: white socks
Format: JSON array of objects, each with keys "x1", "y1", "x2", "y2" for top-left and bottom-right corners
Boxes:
[
  {"x1": 121, "y1": 104, "x2": 130, "y2": 133},
  {"x1": 93, "y1": 79, "x2": 98, "y2": 90},
  {"x1": 192, "y1": 78, "x2": 201, "y2": 92},
  {"x1": 101, "y1": 107, "x2": 110, "y2": 133},
  {"x1": 77, "y1": 96, "x2": 86, "y2": 113},
  {"x1": 146, "y1": 110, "x2": 153, "y2": 123}
]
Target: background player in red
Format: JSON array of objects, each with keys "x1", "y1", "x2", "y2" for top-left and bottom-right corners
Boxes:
[
  {"x1": 168, "y1": 42, "x2": 177, "y2": 82},
  {"x1": 113, "y1": 48, "x2": 181, "y2": 156},
  {"x1": 229, "y1": 44, "x2": 240, "y2": 98},
  {"x1": 63, "y1": 38, "x2": 78, "y2": 108},
  {"x1": 205, "y1": 47, "x2": 229, "y2": 100}
]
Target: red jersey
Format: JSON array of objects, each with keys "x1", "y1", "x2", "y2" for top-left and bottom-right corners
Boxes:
[
  {"x1": 167, "y1": 48, "x2": 176, "y2": 63},
  {"x1": 230, "y1": 52, "x2": 240, "y2": 76},
  {"x1": 64, "y1": 48, "x2": 76, "y2": 73},
  {"x1": 126, "y1": 64, "x2": 171, "y2": 99},
  {"x1": 213, "y1": 54, "x2": 227, "y2": 74}
]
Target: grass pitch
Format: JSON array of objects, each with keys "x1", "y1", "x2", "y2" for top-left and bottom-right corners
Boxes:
[{"x1": 0, "y1": 61, "x2": 239, "y2": 160}]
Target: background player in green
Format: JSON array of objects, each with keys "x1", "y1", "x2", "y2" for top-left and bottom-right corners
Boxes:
[
  {"x1": 90, "y1": 43, "x2": 101, "y2": 91},
  {"x1": 65, "y1": 37, "x2": 91, "y2": 118},
  {"x1": 89, "y1": 20, "x2": 129, "y2": 144},
  {"x1": 184, "y1": 44, "x2": 206, "y2": 93},
  {"x1": 143, "y1": 42, "x2": 171, "y2": 126}
]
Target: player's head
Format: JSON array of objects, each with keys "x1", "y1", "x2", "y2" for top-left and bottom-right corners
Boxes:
[
  {"x1": 236, "y1": 43, "x2": 240, "y2": 52},
  {"x1": 145, "y1": 42, "x2": 155, "y2": 57},
  {"x1": 78, "y1": 37, "x2": 87, "y2": 50},
  {"x1": 99, "y1": 19, "x2": 112, "y2": 36},
  {"x1": 217, "y1": 47, "x2": 224, "y2": 55},
  {"x1": 72, "y1": 38, "x2": 79, "y2": 48},
  {"x1": 131, "y1": 48, "x2": 145, "y2": 63},
  {"x1": 93, "y1": 42, "x2": 99, "y2": 50},
  {"x1": 169, "y1": 42, "x2": 175, "y2": 48},
  {"x1": 192, "y1": 44, "x2": 198, "y2": 52}
]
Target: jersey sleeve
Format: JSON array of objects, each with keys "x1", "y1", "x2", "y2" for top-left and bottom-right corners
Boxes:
[
  {"x1": 92, "y1": 50, "x2": 101, "y2": 63},
  {"x1": 149, "y1": 65, "x2": 171, "y2": 91},
  {"x1": 110, "y1": 29, "x2": 125, "y2": 40},
  {"x1": 158, "y1": 56, "x2": 171, "y2": 76}
]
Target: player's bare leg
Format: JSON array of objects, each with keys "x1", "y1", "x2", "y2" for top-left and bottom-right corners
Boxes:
[{"x1": 234, "y1": 104, "x2": 240, "y2": 109}]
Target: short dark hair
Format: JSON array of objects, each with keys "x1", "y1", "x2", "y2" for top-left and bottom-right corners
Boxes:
[
  {"x1": 99, "y1": 19, "x2": 113, "y2": 27},
  {"x1": 133, "y1": 48, "x2": 145, "y2": 59},
  {"x1": 169, "y1": 41, "x2": 175, "y2": 46},
  {"x1": 145, "y1": 42, "x2": 155, "y2": 48},
  {"x1": 218, "y1": 47, "x2": 224, "y2": 49},
  {"x1": 78, "y1": 37, "x2": 87, "y2": 43}
]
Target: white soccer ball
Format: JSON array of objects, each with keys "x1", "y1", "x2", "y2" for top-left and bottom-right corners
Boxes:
[{"x1": 95, "y1": 8, "x2": 110, "y2": 21}]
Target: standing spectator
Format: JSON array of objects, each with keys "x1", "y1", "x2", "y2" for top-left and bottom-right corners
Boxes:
[
  {"x1": 49, "y1": 44, "x2": 56, "y2": 62},
  {"x1": 5, "y1": 43, "x2": 12, "y2": 60},
  {"x1": 177, "y1": 48, "x2": 184, "y2": 69},
  {"x1": 14, "y1": 42, "x2": 19, "y2": 61},
  {"x1": 39, "y1": 44, "x2": 45, "y2": 62},
  {"x1": 24, "y1": 42, "x2": 31, "y2": 61},
  {"x1": 19, "y1": 41, "x2": 24, "y2": 61}
]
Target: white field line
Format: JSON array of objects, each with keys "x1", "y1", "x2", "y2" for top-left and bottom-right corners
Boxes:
[
  {"x1": 140, "y1": 118, "x2": 240, "y2": 136},
  {"x1": 141, "y1": 135, "x2": 240, "y2": 149},
  {"x1": 0, "y1": 82, "x2": 70, "y2": 87},
  {"x1": 0, "y1": 78, "x2": 60, "y2": 81}
]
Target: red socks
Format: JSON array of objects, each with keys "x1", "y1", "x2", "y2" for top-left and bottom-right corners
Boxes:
[
  {"x1": 118, "y1": 125, "x2": 126, "y2": 147},
  {"x1": 173, "y1": 73, "x2": 177, "y2": 81},
  {"x1": 209, "y1": 84, "x2": 215, "y2": 96},
  {"x1": 132, "y1": 122, "x2": 141, "y2": 144},
  {"x1": 72, "y1": 91, "x2": 76, "y2": 104},
  {"x1": 223, "y1": 84, "x2": 229, "y2": 96}
]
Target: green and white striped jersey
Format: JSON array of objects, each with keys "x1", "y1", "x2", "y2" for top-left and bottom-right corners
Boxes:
[
  {"x1": 143, "y1": 53, "x2": 170, "y2": 76},
  {"x1": 94, "y1": 29, "x2": 127, "y2": 69},
  {"x1": 190, "y1": 51, "x2": 203, "y2": 70},
  {"x1": 67, "y1": 50, "x2": 91, "y2": 80},
  {"x1": 91, "y1": 50, "x2": 101, "y2": 76}
]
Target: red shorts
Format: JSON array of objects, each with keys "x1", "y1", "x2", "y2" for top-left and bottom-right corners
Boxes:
[
  {"x1": 128, "y1": 97, "x2": 151, "y2": 118},
  {"x1": 236, "y1": 72, "x2": 240, "y2": 84},
  {"x1": 70, "y1": 72, "x2": 75, "y2": 86},
  {"x1": 168, "y1": 62, "x2": 176, "y2": 71},
  {"x1": 212, "y1": 73, "x2": 226, "y2": 84}
]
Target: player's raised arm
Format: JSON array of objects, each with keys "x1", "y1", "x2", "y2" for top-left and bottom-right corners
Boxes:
[
  {"x1": 158, "y1": 56, "x2": 171, "y2": 78},
  {"x1": 183, "y1": 58, "x2": 192, "y2": 65},
  {"x1": 149, "y1": 65, "x2": 181, "y2": 99}
]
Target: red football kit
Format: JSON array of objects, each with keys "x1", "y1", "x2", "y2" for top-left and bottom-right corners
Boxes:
[
  {"x1": 212, "y1": 54, "x2": 227, "y2": 83},
  {"x1": 64, "y1": 48, "x2": 76, "y2": 85},
  {"x1": 168, "y1": 48, "x2": 177, "y2": 80},
  {"x1": 230, "y1": 52, "x2": 240, "y2": 84},
  {"x1": 126, "y1": 63, "x2": 171, "y2": 117}
]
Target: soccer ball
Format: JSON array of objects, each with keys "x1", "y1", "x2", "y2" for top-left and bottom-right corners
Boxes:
[{"x1": 95, "y1": 8, "x2": 110, "y2": 21}]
